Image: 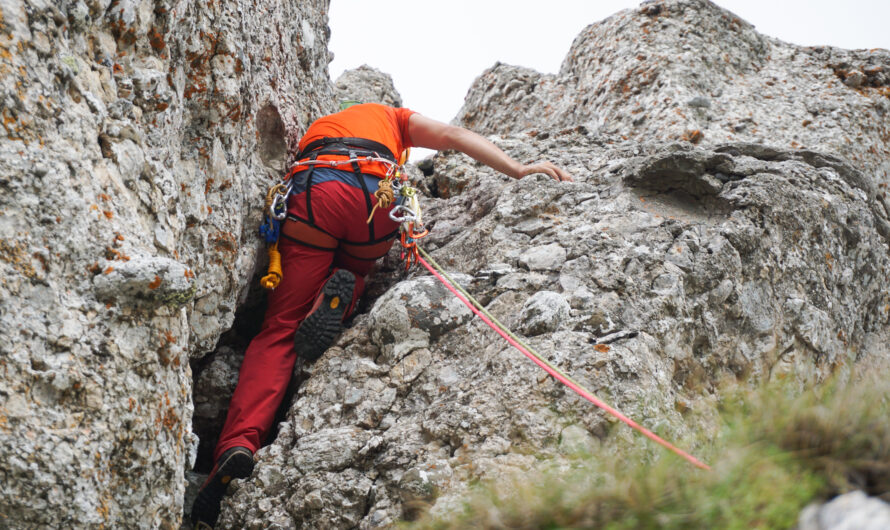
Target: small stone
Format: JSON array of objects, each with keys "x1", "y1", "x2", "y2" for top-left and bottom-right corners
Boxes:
[
  {"x1": 687, "y1": 96, "x2": 711, "y2": 108},
  {"x1": 843, "y1": 70, "x2": 866, "y2": 88}
]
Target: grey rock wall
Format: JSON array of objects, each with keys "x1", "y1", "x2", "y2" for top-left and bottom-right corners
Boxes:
[
  {"x1": 0, "y1": 0, "x2": 334, "y2": 526},
  {"x1": 2, "y1": 0, "x2": 888, "y2": 527}
]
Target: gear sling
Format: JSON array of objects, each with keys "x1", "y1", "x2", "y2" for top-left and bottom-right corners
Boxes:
[{"x1": 281, "y1": 137, "x2": 401, "y2": 262}]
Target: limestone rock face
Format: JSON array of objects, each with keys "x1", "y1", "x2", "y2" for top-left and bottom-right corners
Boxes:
[
  {"x1": 456, "y1": 0, "x2": 890, "y2": 192},
  {"x1": 334, "y1": 65, "x2": 404, "y2": 107},
  {"x1": 3, "y1": 0, "x2": 890, "y2": 528},
  {"x1": 0, "y1": 0, "x2": 334, "y2": 526}
]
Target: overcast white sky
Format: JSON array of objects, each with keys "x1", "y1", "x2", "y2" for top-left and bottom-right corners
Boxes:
[{"x1": 329, "y1": 0, "x2": 890, "y2": 130}]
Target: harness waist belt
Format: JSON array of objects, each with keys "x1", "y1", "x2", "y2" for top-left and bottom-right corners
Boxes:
[
  {"x1": 296, "y1": 137, "x2": 396, "y2": 163},
  {"x1": 281, "y1": 215, "x2": 397, "y2": 261}
]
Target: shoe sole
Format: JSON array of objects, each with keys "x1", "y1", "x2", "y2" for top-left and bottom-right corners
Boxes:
[
  {"x1": 191, "y1": 449, "x2": 254, "y2": 528},
  {"x1": 294, "y1": 269, "x2": 355, "y2": 361}
]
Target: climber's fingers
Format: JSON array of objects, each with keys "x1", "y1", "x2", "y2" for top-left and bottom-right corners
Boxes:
[{"x1": 519, "y1": 162, "x2": 574, "y2": 182}]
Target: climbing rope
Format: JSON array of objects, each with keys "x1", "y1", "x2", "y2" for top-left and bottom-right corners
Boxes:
[
  {"x1": 366, "y1": 178, "x2": 395, "y2": 223},
  {"x1": 415, "y1": 246, "x2": 711, "y2": 471},
  {"x1": 260, "y1": 241, "x2": 282, "y2": 289}
]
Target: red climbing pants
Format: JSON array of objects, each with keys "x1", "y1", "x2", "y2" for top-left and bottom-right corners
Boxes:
[{"x1": 214, "y1": 178, "x2": 398, "y2": 461}]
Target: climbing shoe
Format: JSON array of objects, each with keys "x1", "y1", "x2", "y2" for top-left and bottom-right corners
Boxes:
[
  {"x1": 190, "y1": 446, "x2": 255, "y2": 529},
  {"x1": 294, "y1": 269, "x2": 356, "y2": 362}
]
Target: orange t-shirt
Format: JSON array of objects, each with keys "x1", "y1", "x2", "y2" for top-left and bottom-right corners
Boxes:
[{"x1": 295, "y1": 103, "x2": 416, "y2": 179}]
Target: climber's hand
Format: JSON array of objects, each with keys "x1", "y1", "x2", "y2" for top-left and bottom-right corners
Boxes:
[{"x1": 517, "y1": 162, "x2": 574, "y2": 182}]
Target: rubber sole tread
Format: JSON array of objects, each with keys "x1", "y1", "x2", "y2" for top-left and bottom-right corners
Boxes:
[
  {"x1": 294, "y1": 269, "x2": 355, "y2": 361},
  {"x1": 190, "y1": 447, "x2": 254, "y2": 529}
]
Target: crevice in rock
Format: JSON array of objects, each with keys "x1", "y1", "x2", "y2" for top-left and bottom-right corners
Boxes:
[
  {"x1": 190, "y1": 287, "x2": 268, "y2": 473},
  {"x1": 190, "y1": 254, "x2": 407, "y2": 474}
]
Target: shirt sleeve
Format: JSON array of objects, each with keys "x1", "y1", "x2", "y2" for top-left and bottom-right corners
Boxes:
[{"x1": 394, "y1": 107, "x2": 418, "y2": 148}]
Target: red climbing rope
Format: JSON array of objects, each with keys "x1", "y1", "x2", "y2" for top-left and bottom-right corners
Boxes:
[{"x1": 416, "y1": 253, "x2": 711, "y2": 471}]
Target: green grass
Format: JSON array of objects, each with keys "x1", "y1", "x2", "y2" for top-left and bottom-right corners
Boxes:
[{"x1": 407, "y1": 371, "x2": 890, "y2": 529}]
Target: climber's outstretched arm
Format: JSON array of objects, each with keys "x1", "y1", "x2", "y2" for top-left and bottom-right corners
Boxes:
[{"x1": 407, "y1": 113, "x2": 573, "y2": 182}]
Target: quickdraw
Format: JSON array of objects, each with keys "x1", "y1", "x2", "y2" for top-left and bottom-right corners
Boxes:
[{"x1": 348, "y1": 147, "x2": 431, "y2": 270}]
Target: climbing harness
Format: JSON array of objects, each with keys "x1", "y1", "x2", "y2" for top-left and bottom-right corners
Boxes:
[
  {"x1": 258, "y1": 137, "x2": 423, "y2": 288},
  {"x1": 414, "y1": 246, "x2": 711, "y2": 471}
]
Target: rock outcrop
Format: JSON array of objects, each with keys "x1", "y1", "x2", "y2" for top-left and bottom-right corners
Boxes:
[
  {"x1": 334, "y1": 65, "x2": 404, "y2": 107},
  {"x1": 456, "y1": 0, "x2": 890, "y2": 194},
  {"x1": 0, "y1": 0, "x2": 334, "y2": 526},
  {"x1": 220, "y1": 1, "x2": 890, "y2": 527}
]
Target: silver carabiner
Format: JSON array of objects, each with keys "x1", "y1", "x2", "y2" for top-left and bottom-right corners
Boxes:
[
  {"x1": 389, "y1": 205, "x2": 417, "y2": 224},
  {"x1": 270, "y1": 181, "x2": 292, "y2": 221}
]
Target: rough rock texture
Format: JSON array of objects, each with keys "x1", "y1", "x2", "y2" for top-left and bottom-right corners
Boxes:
[
  {"x1": 222, "y1": 137, "x2": 890, "y2": 527},
  {"x1": 456, "y1": 0, "x2": 890, "y2": 195},
  {"x1": 3, "y1": 0, "x2": 889, "y2": 528},
  {"x1": 798, "y1": 491, "x2": 890, "y2": 530},
  {"x1": 0, "y1": 0, "x2": 334, "y2": 526},
  {"x1": 334, "y1": 65, "x2": 403, "y2": 107}
]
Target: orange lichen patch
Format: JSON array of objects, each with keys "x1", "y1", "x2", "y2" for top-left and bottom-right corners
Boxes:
[
  {"x1": 148, "y1": 275, "x2": 162, "y2": 289},
  {"x1": 98, "y1": 193, "x2": 111, "y2": 201},
  {"x1": 825, "y1": 251, "x2": 834, "y2": 271},
  {"x1": 90, "y1": 204, "x2": 99, "y2": 212},
  {"x1": 160, "y1": 407, "x2": 180, "y2": 432},
  {"x1": 87, "y1": 262, "x2": 102, "y2": 274},
  {"x1": 682, "y1": 129, "x2": 704, "y2": 144},
  {"x1": 115, "y1": 233, "x2": 125, "y2": 242},
  {"x1": 102, "y1": 210, "x2": 113, "y2": 219},
  {"x1": 156, "y1": 102, "x2": 169, "y2": 111},
  {"x1": 594, "y1": 344, "x2": 611, "y2": 353},
  {"x1": 148, "y1": 27, "x2": 166, "y2": 50},
  {"x1": 128, "y1": 397, "x2": 136, "y2": 411},
  {"x1": 210, "y1": 231, "x2": 237, "y2": 253},
  {"x1": 104, "y1": 247, "x2": 129, "y2": 261},
  {"x1": 112, "y1": 63, "x2": 123, "y2": 75},
  {"x1": 204, "y1": 178, "x2": 215, "y2": 194},
  {"x1": 206, "y1": 206, "x2": 212, "y2": 214},
  {"x1": 0, "y1": 239, "x2": 38, "y2": 279},
  {"x1": 184, "y1": 268, "x2": 195, "y2": 279},
  {"x1": 103, "y1": 266, "x2": 114, "y2": 274}
]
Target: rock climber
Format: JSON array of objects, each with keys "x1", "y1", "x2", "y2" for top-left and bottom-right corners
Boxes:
[{"x1": 191, "y1": 102, "x2": 573, "y2": 528}]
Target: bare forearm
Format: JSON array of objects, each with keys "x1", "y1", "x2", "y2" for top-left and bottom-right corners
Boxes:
[
  {"x1": 441, "y1": 126, "x2": 522, "y2": 178},
  {"x1": 408, "y1": 113, "x2": 573, "y2": 182}
]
